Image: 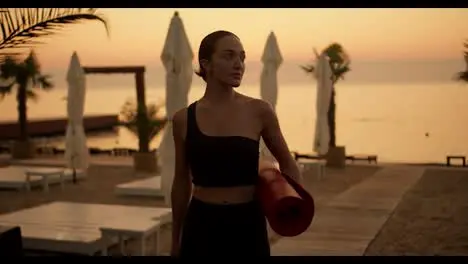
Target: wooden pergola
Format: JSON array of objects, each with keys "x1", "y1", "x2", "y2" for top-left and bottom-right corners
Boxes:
[{"x1": 82, "y1": 66, "x2": 150, "y2": 153}]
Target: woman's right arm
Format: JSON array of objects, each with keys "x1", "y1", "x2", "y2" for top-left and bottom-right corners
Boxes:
[{"x1": 170, "y1": 108, "x2": 192, "y2": 254}]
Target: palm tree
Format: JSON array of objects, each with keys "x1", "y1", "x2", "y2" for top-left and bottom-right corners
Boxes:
[
  {"x1": 301, "y1": 43, "x2": 351, "y2": 147},
  {"x1": 0, "y1": 50, "x2": 53, "y2": 143},
  {"x1": 119, "y1": 99, "x2": 168, "y2": 147},
  {"x1": 0, "y1": 8, "x2": 109, "y2": 61},
  {"x1": 0, "y1": 8, "x2": 108, "y2": 158},
  {"x1": 456, "y1": 40, "x2": 468, "y2": 83}
]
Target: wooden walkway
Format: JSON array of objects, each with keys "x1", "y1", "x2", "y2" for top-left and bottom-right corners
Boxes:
[{"x1": 271, "y1": 166, "x2": 426, "y2": 256}]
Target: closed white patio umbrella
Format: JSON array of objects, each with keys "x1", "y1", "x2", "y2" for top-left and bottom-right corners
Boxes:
[
  {"x1": 313, "y1": 53, "x2": 333, "y2": 156},
  {"x1": 159, "y1": 11, "x2": 194, "y2": 205},
  {"x1": 65, "y1": 52, "x2": 89, "y2": 183},
  {"x1": 260, "y1": 31, "x2": 283, "y2": 159}
]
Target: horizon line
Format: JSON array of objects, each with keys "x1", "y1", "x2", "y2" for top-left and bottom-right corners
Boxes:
[{"x1": 42, "y1": 57, "x2": 463, "y2": 71}]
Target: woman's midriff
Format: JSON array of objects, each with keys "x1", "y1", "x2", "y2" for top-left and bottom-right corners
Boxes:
[{"x1": 192, "y1": 185, "x2": 256, "y2": 205}]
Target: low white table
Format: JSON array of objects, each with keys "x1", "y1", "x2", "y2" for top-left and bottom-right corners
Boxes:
[
  {"x1": 298, "y1": 161, "x2": 325, "y2": 180},
  {"x1": 99, "y1": 219, "x2": 164, "y2": 256},
  {"x1": 24, "y1": 167, "x2": 65, "y2": 192}
]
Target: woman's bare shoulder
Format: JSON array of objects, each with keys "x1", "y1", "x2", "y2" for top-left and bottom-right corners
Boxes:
[
  {"x1": 236, "y1": 93, "x2": 271, "y2": 110},
  {"x1": 237, "y1": 94, "x2": 274, "y2": 117}
]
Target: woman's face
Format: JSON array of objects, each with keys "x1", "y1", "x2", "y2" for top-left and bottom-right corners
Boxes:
[{"x1": 204, "y1": 35, "x2": 245, "y2": 88}]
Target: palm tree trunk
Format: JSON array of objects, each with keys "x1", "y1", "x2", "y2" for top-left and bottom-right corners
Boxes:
[
  {"x1": 328, "y1": 88, "x2": 336, "y2": 147},
  {"x1": 16, "y1": 82, "x2": 28, "y2": 141}
]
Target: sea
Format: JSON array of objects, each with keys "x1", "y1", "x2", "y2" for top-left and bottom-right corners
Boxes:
[{"x1": 0, "y1": 59, "x2": 467, "y2": 164}]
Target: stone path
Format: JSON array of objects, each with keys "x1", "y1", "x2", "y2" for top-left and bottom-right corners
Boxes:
[{"x1": 271, "y1": 166, "x2": 426, "y2": 256}]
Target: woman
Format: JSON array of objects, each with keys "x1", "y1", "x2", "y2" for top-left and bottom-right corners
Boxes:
[{"x1": 170, "y1": 30, "x2": 301, "y2": 257}]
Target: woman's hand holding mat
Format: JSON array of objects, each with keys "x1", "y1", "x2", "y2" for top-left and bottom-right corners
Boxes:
[
  {"x1": 259, "y1": 159, "x2": 303, "y2": 183},
  {"x1": 257, "y1": 160, "x2": 315, "y2": 237}
]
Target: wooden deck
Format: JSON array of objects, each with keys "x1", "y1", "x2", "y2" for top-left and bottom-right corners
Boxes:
[{"x1": 271, "y1": 166, "x2": 425, "y2": 256}]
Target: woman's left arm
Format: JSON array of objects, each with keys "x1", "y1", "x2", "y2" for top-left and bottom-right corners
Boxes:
[{"x1": 258, "y1": 100, "x2": 302, "y2": 183}]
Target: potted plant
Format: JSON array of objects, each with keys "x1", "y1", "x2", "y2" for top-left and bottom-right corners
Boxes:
[
  {"x1": 456, "y1": 40, "x2": 468, "y2": 83},
  {"x1": 119, "y1": 98, "x2": 167, "y2": 173},
  {"x1": 302, "y1": 43, "x2": 351, "y2": 168}
]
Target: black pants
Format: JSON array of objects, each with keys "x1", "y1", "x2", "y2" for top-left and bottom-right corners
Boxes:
[{"x1": 180, "y1": 198, "x2": 270, "y2": 257}]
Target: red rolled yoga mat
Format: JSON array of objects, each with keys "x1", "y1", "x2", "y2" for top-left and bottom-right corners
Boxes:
[{"x1": 257, "y1": 161, "x2": 315, "y2": 237}]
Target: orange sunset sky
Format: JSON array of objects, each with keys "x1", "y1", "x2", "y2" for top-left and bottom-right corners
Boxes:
[{"x1": 31, "y1": 8, "x2": 468, "y2": 71}]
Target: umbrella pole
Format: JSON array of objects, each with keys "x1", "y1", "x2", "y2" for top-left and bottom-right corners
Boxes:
[
  {"x1": 71, "y1": 152, "x2": 78, "y2": 184},
  {"x1": 72, "y1": 167, "x2": 77, "y2": 184}
]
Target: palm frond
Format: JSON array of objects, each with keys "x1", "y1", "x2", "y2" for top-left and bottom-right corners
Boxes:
[
  {"x1": 35, "y1": 74, "x2": 53, "y2": 90},
  {"x1": 25, "y1": 89, "x2": 38, "y2": 102},
  {"x1": 301, "y1": 47, "x2": 320, "y2": 75},
  {"x1": 0, "y1": 82, "x2": 14, "y2": 100},
  {"x1": 0, "y1": 47, "x2": 53, "y2": 103},
  {"x1": 313, "y1": 48, "x2": 320, "y2": 58},
  {"x1": 0, "y1": 8, "x2": 109, "y2": 59},
  {"x1": 300, "y1": 64, "x2": 315, "y2": 74},
  {"x1": 24, "y1": 49, "x2": 40, "y2": 76},
  {"x1": 333, "y1": 62, "x2": 351, "y2": 81},
  {"x1": 324, "y1": 43, "x2": 345, "y2": 63},
  {"x1": 0, "y1": 52, "x2": 21, "y2": 62},
  {"x1": 302, "y1": 43, "x2": 351, "y2": 84},
  {"x1": 464, "y1": 53, "x2": 468, "y2": 71},
  {"x1": 454, "y1": 40, "x2": 468, "y2": 83},
  {"x1": 0, "y1": 55, "x2": 19, "y2": 78},
  {"x1": 463, "y1": 39, "x2": 468, "y2": 69}
]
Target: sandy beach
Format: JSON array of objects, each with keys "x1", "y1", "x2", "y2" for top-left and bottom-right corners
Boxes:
[{"x1": 365, "y1": 167, "x2": 468, "y2": 256}]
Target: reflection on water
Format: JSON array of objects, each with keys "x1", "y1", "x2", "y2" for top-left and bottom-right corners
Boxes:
[
  {"x1": 1, "y1": 82, "x2": 468, "y2": 164},
  {"x1": 29, "y1": 127, "x2": 164, "y2": 151}
]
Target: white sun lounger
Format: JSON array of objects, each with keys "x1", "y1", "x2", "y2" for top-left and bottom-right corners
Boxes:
[
  {"x1": 0, "y1": 221, "x2": 112, "y2": 255},
  {"x1": 100, "y1": 218, "x2": 164, "y2": 256},
  {"x1": 0, "y1": 166, "x2": 86, "y2": 192},
  {"x1": 0, "y1": 202, "x2": 171, "y2": 256},
  {"x1": 114, "y1": 176, "x2": 164, "y2": 198},
  {"x1": 297, "y1": 160, "x2": 326, "y2": 180}
]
